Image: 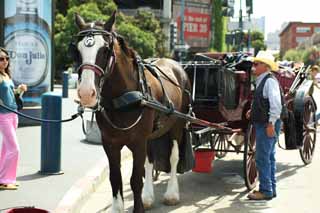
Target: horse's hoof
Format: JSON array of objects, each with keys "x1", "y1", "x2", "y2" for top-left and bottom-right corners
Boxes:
[
  {"x1": 142, "y1": 194, "x2": 154, "y2": 209},
  {"x1": 163, "y1": 197, "x2": 180, "y2": 206},
  {"x1": 143, "y1": 202, "x2": 153, "y2": 210}
]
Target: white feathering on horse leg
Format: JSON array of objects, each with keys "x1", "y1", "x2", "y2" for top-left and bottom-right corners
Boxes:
[
  {"x1": 164, "y1": 140, "x2": 180, "y2": 205},
  {"x1": 142, "y1": 157, "x2": 154, "y2": 209},
  {"x1": 110, "y1": 191, "x2": 124, "y2": 213}
]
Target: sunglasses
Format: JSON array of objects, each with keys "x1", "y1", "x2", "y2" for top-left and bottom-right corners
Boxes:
[
  {"x1": 0, "y1": 56, "x2": 9, "y2": 62},
  {"x1": 253, "y1": 62, "x2": 263, "y2": 66}
]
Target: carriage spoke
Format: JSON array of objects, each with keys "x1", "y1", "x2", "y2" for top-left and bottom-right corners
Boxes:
[
  {"x1": 300, "y1": 97, "x2": 317, "y2": 165},
  {"x1": 244, "y1": 125, "x2": 257, "y2": 190}
]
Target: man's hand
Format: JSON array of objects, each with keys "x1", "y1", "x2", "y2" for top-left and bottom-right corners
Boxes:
[
  {"x1": 266, "y1": 123, "x2": 275, "y2": 137},
  {"x1": 246, "y1": 109, "x2": 251, "y2": 120}
]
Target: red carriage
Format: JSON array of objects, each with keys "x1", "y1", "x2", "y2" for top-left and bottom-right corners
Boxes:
[{"x1": 177, "y1": 52, "x2": 317, "y2": 190}]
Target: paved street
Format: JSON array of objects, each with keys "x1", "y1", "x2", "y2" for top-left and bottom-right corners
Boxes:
[
  {"x1": 80, "y1": 133, "x2": 320, "y2": 213},
  {"x1": 0, "y1": 87, "x2": 107, "y2": 212},
  {"x1": 80, "y1": 88, "x2": 320, "y2": 213}
]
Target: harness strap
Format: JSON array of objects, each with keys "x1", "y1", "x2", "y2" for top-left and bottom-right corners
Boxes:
[
  {"x1": 0, "y1": 99, "x2": 83, "y2": 123},
  {"x1": 101, "y1": 107, "x2": 144, "y2": 131},
  {"x1": 144, "y1": 63, "x2": 174, "y2": 113}
]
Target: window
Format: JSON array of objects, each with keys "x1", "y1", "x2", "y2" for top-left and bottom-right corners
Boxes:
[
  {"x1": 296, "y1": 26, "x2": 311, "y2": 33},
  {"x1": 314, "y1": 27, "x2": 320, "y2": 33},
  {"x1": 296, "y1": 37, "x2": 309, "y2": 44}
]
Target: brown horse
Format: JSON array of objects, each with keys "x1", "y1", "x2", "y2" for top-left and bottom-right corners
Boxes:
[{"x1": 73, "y1": 11, "x2": 191, "y2": 212}]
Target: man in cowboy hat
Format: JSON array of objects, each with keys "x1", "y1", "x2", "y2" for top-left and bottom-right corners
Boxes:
[
  {"x1": 246, "y1": 51, "x2": 282, "y2": 200},
  {"x1": 310, "y1": 65, "x2": 320, "y2": 89}
]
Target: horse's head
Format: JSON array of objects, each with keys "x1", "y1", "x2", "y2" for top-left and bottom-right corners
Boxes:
[{"x1": 71, "y1": 11, "x2": 116, "y2": 108}]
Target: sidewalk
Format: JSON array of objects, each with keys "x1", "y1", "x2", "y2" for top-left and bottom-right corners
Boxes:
[{"x1": 0, "y1": 87, "x2": 120, "y2": 212}]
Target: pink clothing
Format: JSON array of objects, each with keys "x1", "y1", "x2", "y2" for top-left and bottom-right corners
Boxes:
[{"x1": 0, "y1": 112, "x2": 19, "y2": 184}]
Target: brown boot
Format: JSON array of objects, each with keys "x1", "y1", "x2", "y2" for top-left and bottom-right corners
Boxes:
[{"x1": 247, "y1": 191, "x2": 272, "y2": 200}]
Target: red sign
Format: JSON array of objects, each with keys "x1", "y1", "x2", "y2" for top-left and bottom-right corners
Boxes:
[{"x1": 177, "y1": 11, "x2": 211, "y2": 38}]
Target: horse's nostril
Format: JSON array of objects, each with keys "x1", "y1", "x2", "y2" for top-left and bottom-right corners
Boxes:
[{"x1": 91, "y1": 90, "x2": 96, "y2": 97}]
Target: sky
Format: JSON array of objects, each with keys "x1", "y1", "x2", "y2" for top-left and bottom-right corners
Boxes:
[{"x1": 235, "y1": 0, "x2": 320, "y2": 34}]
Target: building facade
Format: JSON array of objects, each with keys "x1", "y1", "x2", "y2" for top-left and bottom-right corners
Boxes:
[
  {"x1": 228, "y1": 16, "x2": 265, "y2": 35},
  {"x1": 279, "y1": 22, "x2": 320, "y2": 55},
  {"x1": 114, "y1": 0, "x2": 212, "y2": 53},
  {"x1": 266, "y1": 30, "x2": 280, "y2": 51}
]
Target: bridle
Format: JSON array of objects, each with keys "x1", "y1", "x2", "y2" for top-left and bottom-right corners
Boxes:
[
  {"x1": 72, "y1": 28, "x2": 116, "y2": 84},
  {"x1": 71, "y1": 28, "x2": 117, "y2": 109}
]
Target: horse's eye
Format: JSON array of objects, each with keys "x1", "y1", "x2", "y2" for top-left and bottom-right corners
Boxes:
[{"x1": 104, "y1": 46, "x2": 110, "y2": 53}]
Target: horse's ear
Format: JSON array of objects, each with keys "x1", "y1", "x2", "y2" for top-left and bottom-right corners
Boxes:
[
  {"x1": 104, "y1": 11, "x2": 116, "y2": 32},
  {"x1": 75, "y1": 13, "x2": 86, "y2": 29}
]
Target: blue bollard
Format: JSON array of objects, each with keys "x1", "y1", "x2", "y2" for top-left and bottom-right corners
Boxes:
[
  {"x1": 39, "y1": 92, "x2": 64, "y2": 175},
  {"x1": 62, "y1": 71, "x2": 69, "y2": 98}
]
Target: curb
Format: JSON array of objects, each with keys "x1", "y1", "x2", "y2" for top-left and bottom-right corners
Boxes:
[{"x1": 54, "y1": 147, "x2": 132, "y2": 213}]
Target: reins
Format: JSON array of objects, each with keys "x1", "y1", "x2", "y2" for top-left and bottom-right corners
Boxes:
[{"x1": 0, "y1": 99, "x2": 84, "y2": 123}]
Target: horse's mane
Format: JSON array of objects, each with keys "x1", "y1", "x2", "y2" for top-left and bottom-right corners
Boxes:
[
  {"x1": 114, "y1": 34, "x2": 137, "y2": 61},
  {"x1": 92, "y1": 21, "x2": 136, "y2": 58},
  {"x1": 90, "y1": 21, "x2": 138, "y2": 67}
]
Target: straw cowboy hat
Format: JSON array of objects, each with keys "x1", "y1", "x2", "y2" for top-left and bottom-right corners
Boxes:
[{"x1": 254, "y1": 51, "x2": 278, "y2": 71}]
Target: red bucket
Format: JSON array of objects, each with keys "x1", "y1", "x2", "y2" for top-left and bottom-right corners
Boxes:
[
  {"x1": 192, "y1": 149, "x2": 214, "y2": 173},
  {"x1": 6, "y1": 207, "x2": 49, "y2": 213}
]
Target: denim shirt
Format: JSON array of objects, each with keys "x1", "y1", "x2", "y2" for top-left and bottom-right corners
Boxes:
[{"x1": 0, "y1": 79, "x2": 17, "y2": 113}]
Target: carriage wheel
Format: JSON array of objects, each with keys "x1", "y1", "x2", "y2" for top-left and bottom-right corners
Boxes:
[
  {"x1": 213, "y1": 133, "x2": 230, "y2": 159},
  {"x1": 299, "y1": 97, "x2": 317, "y2": 165},
  {"x1": 243, "y1": 124, "x2": 258, "y2": 190}
]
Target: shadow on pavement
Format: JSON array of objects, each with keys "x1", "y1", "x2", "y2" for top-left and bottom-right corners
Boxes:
[{"x1": 17, "y1": 172, "x2": 53, "y2": 181}]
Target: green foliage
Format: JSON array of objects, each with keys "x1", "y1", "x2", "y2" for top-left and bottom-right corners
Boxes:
[
  {"x1": 283, "y1": 49, "x2": 304, "y2": 62},
  {"x1": 302, "y1": 48, "x2": 320, "y2": 65},
  {"x1": 250, "y1": 31, "x2": 264, "y2": 41},
  {"x1": 129, "y1": 10, "x2": 168, "y2": 57},
  {"x1": 249, "y1": 31, "x2": 266, "y2": 55},
  {"x1": 117, "y1": 23, "x2": 156, "y2": 58},
  {"x1": 251, "y1": 40, "x2": 266, "y2": 55},
  {"x1": 54, "y1": 1, "x2": 164, "y2": 73},
  {"x1": 54, "y1": 3, "x2": 107, "y2": 72}
]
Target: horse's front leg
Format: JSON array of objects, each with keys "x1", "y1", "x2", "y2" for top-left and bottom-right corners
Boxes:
[
  {"x1": 104, "y1": 144, "x2": 124, "y2": 213},
  {"x1": 164, "y1": 139, "x2": 180, "y2": 205},
  {"x1": 129, "y1": 141, "x2": 146, "y2": 213},
  {"x1": 142, "y1": 155, "x2": 154, "y2": 209}
]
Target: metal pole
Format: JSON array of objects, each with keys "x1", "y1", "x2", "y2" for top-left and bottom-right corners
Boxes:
[
  {"x1": 0, "y1": 0, "x2": 4, "y2": 46},
  {"x1": 247, "y1": 13, "x2": 251, "y2": 52},
  {"x1": 40, "y1": 92, "x2": 64, "y2": 175},
  {"x1": 180, "y1": 0, "x2": 185, "y2": 45},
  {"x1": 210, "y1": 0, "x2": 215, "y2": 50},
  {"x1": 62, "y1": 71, "x2": 69, "y2": 98},
  {"x1": 51, "y1": 0, "x2": 55, "y2": 91},
  {"x1": 239, "y1": 0, "x2": 243, "y2": 51}
]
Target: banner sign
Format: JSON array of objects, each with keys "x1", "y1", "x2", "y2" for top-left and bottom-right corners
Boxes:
[
  {"x1": 4, "y1": 0, "x2": 52, "y2": 106},
  {"x1": 177, "y1": 10, "x2": 211, "y2": 39}
]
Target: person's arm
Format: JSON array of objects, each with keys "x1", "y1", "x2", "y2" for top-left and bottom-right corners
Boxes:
[
  {"x1": 263, "y1": 78, "x2": 282, "y2": 137},
  {"x1": 263, "y1": 78, "x2": 282, "y2": 125}
]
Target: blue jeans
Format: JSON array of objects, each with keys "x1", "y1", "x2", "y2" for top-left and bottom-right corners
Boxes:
[{"x1": 254, "y1": 120, "x2": 281, "y2": 197}]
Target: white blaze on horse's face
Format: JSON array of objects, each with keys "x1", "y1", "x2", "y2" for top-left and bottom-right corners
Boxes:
[{"x1": 77, "y1": 34, "x2": 106, "y2": 107}]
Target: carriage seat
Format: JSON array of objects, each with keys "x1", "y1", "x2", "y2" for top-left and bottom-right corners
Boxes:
[{"x1": 221, "y1": 70, "x2": 247, "y2": 110}]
